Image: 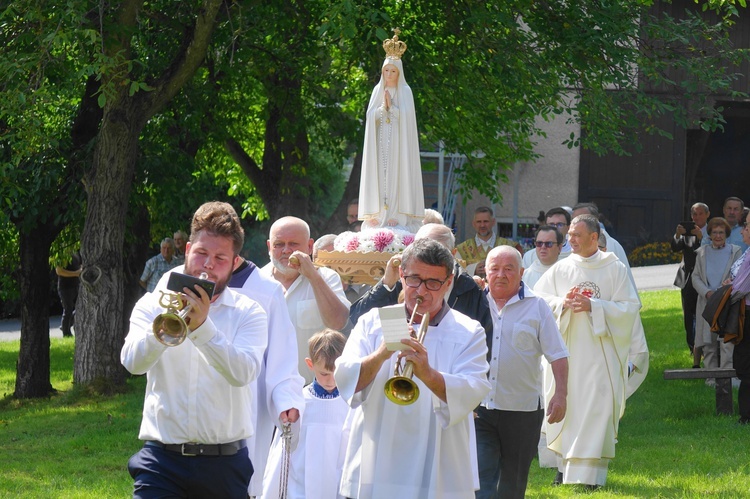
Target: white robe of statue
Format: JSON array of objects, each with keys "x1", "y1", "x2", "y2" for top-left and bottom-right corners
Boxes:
[{"x1": 358, "y1": 57, "x2": 424, "y2": 232}]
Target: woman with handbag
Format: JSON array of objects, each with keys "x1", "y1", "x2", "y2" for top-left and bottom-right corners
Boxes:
[{"x1": 692, "y1": 217, "x2": 742, "y2": 376}]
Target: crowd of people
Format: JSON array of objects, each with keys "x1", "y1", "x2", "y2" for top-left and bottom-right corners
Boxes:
[
  {"x1": 42, "y1": 26, "x2": 746, "y2": 497},
  {"x1": 670, "y1": 196, "x2": 750, "y2": 424},
  {"x1": 111, "y1": 191, "x2": 748, "y2": 498},
  {"x1": 104, "y1": 28, "x2": 747, "y2": 499},
  {"x1": 53, "y1": 173, "x2": 748, "y2": 498}
]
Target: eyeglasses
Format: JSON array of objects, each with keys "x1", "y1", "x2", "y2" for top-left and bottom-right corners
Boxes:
[
  {"x1": 403, "y1": 274, "x2": 449, "y2": 291},
  {"x1": 534, "y1": 241, "x2": 558, "y2": 248},
  {"x1": 548, "y1": 222, "x2": 568, "y2": 228}
]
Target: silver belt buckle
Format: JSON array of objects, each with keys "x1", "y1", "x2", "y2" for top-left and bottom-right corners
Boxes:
[{"x1": 181, "y1": 443, "x2": 198, "y2": 456}]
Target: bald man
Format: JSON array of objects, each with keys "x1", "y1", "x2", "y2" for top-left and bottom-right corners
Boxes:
[{"x1": 261, "y1": 216, "x2": 350, "y2": 385}]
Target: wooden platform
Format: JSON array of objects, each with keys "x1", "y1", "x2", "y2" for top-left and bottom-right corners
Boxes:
[
  {"x1": 314, "y1": 250, "x2": 397, "y2": 285},
  {"x1": 663, "y1": 368, "x2": 736, "y2": 415}
]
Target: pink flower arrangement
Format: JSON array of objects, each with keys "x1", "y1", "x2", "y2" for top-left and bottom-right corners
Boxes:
[
  {"x1": 345, "y1": 235, "x2": 360, "y2": 252},
  {"x1": 334, "y1": 228, "x2": 415, "y2": 254},
  {"x1": 371, "y1": 229, "x2": 395, "y2": 252}
]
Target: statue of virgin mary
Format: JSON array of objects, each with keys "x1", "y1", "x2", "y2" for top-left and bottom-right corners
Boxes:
[{"x1": 358, "y1": 29, "x2": 425, "y2": 232}]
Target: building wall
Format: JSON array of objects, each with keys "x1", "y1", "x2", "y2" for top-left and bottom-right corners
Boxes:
[{"x1": 450, "y1": 111, "x2": 580, "y2": 246}]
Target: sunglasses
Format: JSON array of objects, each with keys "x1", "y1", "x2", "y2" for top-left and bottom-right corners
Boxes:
[{"x1": 534, "y1": 241, "x2": 558, "y2": 248}]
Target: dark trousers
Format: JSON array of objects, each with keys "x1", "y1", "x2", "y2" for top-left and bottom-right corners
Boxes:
[
  {"x1": 128, "y1": 443, "x2": 253, "y2": 499},
  {"x1": 475, "y1": 405, "x2": 544, "y2": 499},
  {"x1": 58, "y1": 286, "x2": 78, "y2": 336},
  {"x1": 680, "y1": 282, "x2": 698, "y2": 351}
]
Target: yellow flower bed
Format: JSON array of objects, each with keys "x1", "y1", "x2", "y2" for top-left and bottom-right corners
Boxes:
[{"x1": 628, "y1": 241, "x2": 682, "y2": 267}]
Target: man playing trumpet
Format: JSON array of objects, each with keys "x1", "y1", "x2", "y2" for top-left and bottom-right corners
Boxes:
[
  {"x1": 335, "y1": 238, "x2": 491, "y2": 498},
  {"x1": 121, "y1": 202, "x2": 268, "y2": 498}
]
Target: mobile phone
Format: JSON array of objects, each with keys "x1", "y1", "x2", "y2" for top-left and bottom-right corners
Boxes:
[
  {"x1": 166, "y1": 272, "x2": 215, "y2": 300},
  {"x1": 679, "y1": 221, "x2": 696, "y2": 232}
]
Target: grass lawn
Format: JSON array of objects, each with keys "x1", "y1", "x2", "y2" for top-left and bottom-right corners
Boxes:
[{"x1": 1, "y1": 289, "x2": 748, "y2": 497}]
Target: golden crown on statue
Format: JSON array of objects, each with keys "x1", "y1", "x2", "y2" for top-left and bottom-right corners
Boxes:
[{"x1": 383, "y1": 27, "x2": 407, "y2": 60}]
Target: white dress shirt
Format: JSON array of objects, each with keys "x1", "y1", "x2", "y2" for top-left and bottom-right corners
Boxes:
[
  {"x1": 484, "y1": 283, "x2": 568, "y2": 412},
  {"x1": 122, "y1": 272, "x2": 268, "y2": 444}
]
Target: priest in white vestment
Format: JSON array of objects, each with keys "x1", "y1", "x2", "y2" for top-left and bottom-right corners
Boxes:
[
  {"x1": 335, "y1": 239, "x2": 491, "y2": 498},
  {"x1": 534, "y1": 214, "x2": 640, "y2": 489}
]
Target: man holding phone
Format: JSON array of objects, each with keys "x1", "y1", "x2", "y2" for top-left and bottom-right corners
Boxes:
[
  {"x1": 671, "y1": 202, "x2": 709, "y2": 355},
  {"x1": 122, "y1": 201, "x2": 268, "y2": 498}
]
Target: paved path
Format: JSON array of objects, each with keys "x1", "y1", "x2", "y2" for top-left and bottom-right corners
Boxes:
[
  {"x1": 1, "y1": 315, "x2": 63, "y2": 342},
  {"x1": 0, "y1": 263, "x2": 680, "y2": 342},
  {"x1": 631, "y1": 263, "x2": 679, "y2": 292}
]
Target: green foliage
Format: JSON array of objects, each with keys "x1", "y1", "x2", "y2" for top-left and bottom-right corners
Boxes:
[
  {"x1": 628, "y1": 241, "x2": 683, "y2": 266},
  {"x1": 0, "y1": 215, "x2": 20, "y2": 304}
]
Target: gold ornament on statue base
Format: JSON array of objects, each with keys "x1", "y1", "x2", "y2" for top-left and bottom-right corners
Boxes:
[{"x1": 314, "y1": 250, "x2": 398, "y2": 286}]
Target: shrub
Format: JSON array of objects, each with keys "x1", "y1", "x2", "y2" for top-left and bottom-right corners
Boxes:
[{"x1": 628, "y1": 241, "x2": 682, "y2": 267}]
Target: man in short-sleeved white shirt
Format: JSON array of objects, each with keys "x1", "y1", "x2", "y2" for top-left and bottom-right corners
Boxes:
[
  {"x1": 476, "y1": 245, "x2": 569, "y2": 499},
  {"x1": 261, "y1": 216, "x2": 350, "y2": 385}
]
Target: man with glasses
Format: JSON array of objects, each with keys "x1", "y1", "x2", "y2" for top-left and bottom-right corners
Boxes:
[
  {"x1": 523, "y1": 225, "x2": 563, "y2": 289},
  {"x1": 335, "y1": 238, "x2": 491, "y2": 498},
  {"x1": 523, "y1": 207, "x2": 573, "y2": 268},
  {"x1": 671, "y1": 202, "x2": 709, "y2": 355}
]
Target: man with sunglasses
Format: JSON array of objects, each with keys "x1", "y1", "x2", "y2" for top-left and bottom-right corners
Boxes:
[
  {"x1": 523, "y1": 225, "x2": 563, "y2": 289},
  {"x1": 335, "y1": 238, "x2": 491, "y2": 498},
  {"x1": 523, "y1": 207, "x2": 573, "y2": 269}
]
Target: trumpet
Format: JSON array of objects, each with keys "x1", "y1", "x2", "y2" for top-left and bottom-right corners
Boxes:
[
  {"x1": 384, "y1": 298, "x2": 430, "y2": 405},
  {"x1": 152, "y1": 272, "x2": 208, "y2": 346}
]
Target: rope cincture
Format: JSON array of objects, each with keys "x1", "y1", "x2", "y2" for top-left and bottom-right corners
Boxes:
[{"x1": 278, "y1": 422, "x2": 292, "y2": 499}]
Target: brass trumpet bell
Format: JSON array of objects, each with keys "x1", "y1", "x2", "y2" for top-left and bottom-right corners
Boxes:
[
  {"x1": 152, "y1": 292, "x2": 190, "y2": 346},
  {"x1": 383, "y1": 302, "x2": 430, "y2": 406},
  {"x1": 384, "y1": 375, "x2": 420, "y2": 405}
]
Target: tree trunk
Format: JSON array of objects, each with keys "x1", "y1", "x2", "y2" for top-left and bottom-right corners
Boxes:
[
  {"x1": 14, "y1": 229, "x2": 57, "y2": 398},
  {"x1": 74, "y1": 109, "x2": 140, "y2": 390}
]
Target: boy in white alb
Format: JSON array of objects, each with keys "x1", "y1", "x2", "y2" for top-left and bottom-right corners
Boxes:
[{"x1": 262, "y1": 329, "x2": 350, "y2": 499}]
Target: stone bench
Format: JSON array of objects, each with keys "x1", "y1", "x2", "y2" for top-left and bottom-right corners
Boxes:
[{"x1": 663, "y1": 368, "x2": 736, "y2": 415}]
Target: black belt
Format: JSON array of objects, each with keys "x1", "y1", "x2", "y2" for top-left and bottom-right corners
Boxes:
[{"x1": 146, "y1": 440, "x2": 245, "y2": 456}]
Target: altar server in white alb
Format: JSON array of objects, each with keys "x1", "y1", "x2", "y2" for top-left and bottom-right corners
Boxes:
[
  {"x1": 534, "y1": 214, "x2": 640, "y2": 490},
  {"x1": 262, "y1": 329, "x2": 350, "y2": 499},
  {"x1": 335, "y1": 238, "x2": 491, "y2": 498}
]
